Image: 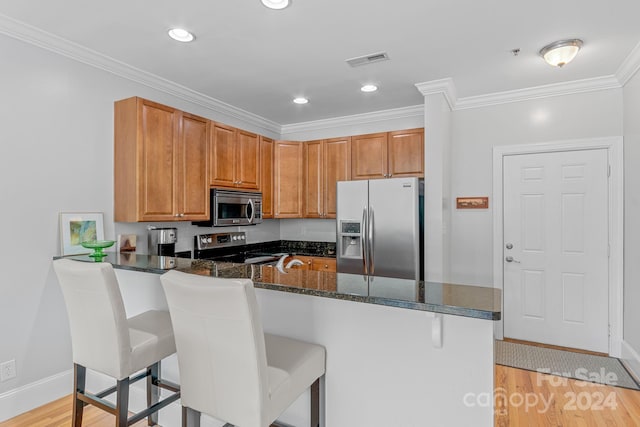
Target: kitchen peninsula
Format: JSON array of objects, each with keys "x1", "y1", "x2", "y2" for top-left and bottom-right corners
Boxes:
[{"x1": 60, "y1": 254, "x2": 500, "y2": 426}]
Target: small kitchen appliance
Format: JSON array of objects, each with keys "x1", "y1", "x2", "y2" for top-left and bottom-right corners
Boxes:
[{"x1": 148, "y1": 227, "x2": 177, "y2": 256}]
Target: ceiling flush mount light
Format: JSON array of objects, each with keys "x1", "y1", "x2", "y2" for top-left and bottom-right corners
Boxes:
[
  {"x1": 168, "y1": 28, "x2": 195, "y2": 43},
  {"x1": 361, "y1": 84, "x2": 378, "y2": 93},
  {"x1": 539, "y1": 39, "x2": 583, "y2": 67},
  {"x1": 261, "y1": 0, "x2": 290, "y2": 10},
  {"x1": 293, "y1": 97, "x2": 308, "y2": 104}
]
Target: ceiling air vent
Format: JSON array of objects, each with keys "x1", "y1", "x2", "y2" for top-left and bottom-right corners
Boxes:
[{"x1": 346, "y1": 52, "x2": 390, "y2": 67}]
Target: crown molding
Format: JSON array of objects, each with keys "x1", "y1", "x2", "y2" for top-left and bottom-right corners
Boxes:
[
  {"x1": 415, "y1": 78, "x2": 457, "y2": 109},
  {"x1": 0, "y1": 13, "x2": 281, "y2": 135},
  {"x1": 454, "y1": 76, "x2": 621, "y2": 110},
  {"x1": 280, "y1": 104, "x2": 424, "y2": 135},
  {"x1": 616, "y1": 40, "x2": 640, "y2": 86}
]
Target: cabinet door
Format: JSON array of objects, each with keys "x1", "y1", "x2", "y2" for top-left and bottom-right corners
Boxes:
[
  {"x1": 351, "y1": 132, "x2": 388, "y2": 180},
  {"x1": 139, "y1": 100, "x2": 178, "y2": 221},
  {"x1": 323, "y1": 137, "x2": 351, "y2": 218},
  {"x1": 312, "y1": 257, "x2": 337, "y2": 272},
  {"x1": 236, "y1": 130, "x2": 260, "y2": 189},
  {"x1": 274, "y1": 141, "x2": 303, "y2": 218},
  {"x1": 177, "y1": 113, "x2": 209, "y2": 220},
  {"x1": 303, "y1": 140, "x2": 324, "y2": 218},
  {"x1": 260, "y1": 136, "x2": 274, "y2": 218},
  {"x1": 209, "y1": 123, "x2": 237, "y2": 188},
  {"x1": 388, "y1": 128, "x2": 424, "y2": 178}
]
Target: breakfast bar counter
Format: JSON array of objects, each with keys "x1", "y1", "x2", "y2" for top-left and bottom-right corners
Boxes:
[
  {"x1": 61, "y1": 253, "x2": 501, "y2": 321},
  {"x1": 57, "y1": 254, "x2": 500, "y2": 426}
]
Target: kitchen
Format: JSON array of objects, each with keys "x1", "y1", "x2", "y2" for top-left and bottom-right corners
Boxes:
[{"x1": 1, "y1": 1, "x2": 640, "y2": 426}]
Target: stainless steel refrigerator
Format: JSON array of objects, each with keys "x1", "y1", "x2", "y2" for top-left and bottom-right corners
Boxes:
[{"x1": 336, "y1": 177, "x2": 424, "y2": 280}]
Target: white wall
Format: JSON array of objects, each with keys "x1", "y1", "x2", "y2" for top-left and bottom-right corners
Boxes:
[
  {"x1": 449, "y1": 89, "x2": 623, "y2": 286},
  {"x1": 622, "y1": 71, "x2": 640, "y2": 377},
  {"x1": 0, "y1": 32, "x2": 277, "y2": 416}
]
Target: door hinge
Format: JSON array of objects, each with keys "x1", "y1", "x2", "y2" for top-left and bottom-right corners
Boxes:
[
  {"x1": 608, "y1": 164, "x2": 611, "y2": 177},
  {"x1": 608, "y1": 324, "x2": 611, "y2": 337}
]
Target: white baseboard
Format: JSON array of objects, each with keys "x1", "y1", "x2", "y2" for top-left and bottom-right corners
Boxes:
[
  {"x1": 0, "y1": 369, "x2": 72, "y2": 422},
  {"x1": 620, "y1": 340, "x2": 640, "y2": 383}
]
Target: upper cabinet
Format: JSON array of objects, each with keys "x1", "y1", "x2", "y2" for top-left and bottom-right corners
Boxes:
[
  {"x1": 259, "y1": 136, "x2": 274, "y2": 219},
  {"x1": 114, "y1": 97, "x2": 209, "y2": 222},
  {"x1": 387, "y1": 128, "x2": 424, "y2": 178},
  {"x1": 303, "y1": 137, "x2": 351, "y2": 218},
  {"x1": 209, "y1": 123, "x2": 259, "y2": 190},
  {"x1": 351, "y1": 128, "x2": 424, "y2": 180},
  {"x1": 273, "y1": 141, "x2": 304, "y2": 218}
]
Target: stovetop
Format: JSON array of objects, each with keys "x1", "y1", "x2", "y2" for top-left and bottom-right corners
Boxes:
[{"x1": 193, "y1": 232, "x2": 336, "y2": 264}]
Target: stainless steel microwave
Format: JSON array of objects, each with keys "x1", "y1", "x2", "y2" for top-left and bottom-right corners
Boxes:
[{"x1": 193, "y1": 189, "x2": 262, "y2": 227}]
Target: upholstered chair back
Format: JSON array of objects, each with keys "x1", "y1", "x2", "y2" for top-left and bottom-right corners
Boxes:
[
  {"x1": 161, "y1": 271, "x2": 269, "y2": 427},
  {"x1": 53, "y1": 259, "x2": 132, "y2": 380}
]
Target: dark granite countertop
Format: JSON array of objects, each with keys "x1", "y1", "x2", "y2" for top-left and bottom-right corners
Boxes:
[{"x1": 57, "y1": 253, "x2": 501, "y2": 321}]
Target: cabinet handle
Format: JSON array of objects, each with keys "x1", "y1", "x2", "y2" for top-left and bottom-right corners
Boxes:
[{"x1": 324, "y1": 264, "x2": 328, "y2": 268}]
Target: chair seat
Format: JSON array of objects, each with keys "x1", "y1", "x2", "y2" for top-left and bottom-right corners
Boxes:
[
  {"x1": 128, "y1": 310, "x2": 177, "y2": 376},
  {"x1": 265, "y1": 333, "x2": 326, "y2": 423}
]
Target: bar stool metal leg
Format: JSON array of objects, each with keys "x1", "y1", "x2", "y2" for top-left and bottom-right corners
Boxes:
[
  {"x1": 182, "y1": 406, "x2": 201, "y2": 427},
  {"x1": 147, "y1": 362, "x2": 160, "y2": 425},
  {"x1": 72, "y1": 364, "x2": 86, "y2": 427},
  {"x1": 115, "y1": 377, "x2": 130, "y2": 427}
]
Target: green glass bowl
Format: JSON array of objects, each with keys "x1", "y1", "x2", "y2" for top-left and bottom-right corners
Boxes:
[{"x1": 81, "y1": 240, "x2": 115, "y2": 259}]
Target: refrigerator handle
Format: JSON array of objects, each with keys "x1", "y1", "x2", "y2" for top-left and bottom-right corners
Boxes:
[
  {"x1": 362, "y1": 206, "x2": 369, "y2": 275},
  {"x1": 369, "y1": 207, "x2": 375, "y2": 275}
]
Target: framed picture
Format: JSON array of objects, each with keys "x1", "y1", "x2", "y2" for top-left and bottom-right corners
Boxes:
[
  {"x1": 59, "y1": 212, "x2": 105, "y2": 255},
  {"x1": 456, "y1": 197, "x2": 489, "y2": 209}
]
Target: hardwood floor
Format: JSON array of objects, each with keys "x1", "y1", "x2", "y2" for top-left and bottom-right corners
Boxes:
[
  {"x1": 0, "y1": 395, "x2": 147, "y2": 427},
  {"x1": 4, "y1": 367, "x2": 640, "y2": 426},
  {"x1": 495, "y1": 365, "x2": 640, "y2": 426}
]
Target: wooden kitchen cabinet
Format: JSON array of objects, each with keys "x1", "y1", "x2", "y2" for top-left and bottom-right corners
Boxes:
[
  {"x1": 259, "y1": 136, "x2": 274, "y2": 218},
  {"x1": 388, "y1": 128, "x2": 424, "y2": 177},
  {"x1": 351, "y1": 128, "x2": 424, "y2": 180},
  {"x1": 114, "y1": 97, "x2": 209, "y2": 222},
  {"x1": 209, "y1": 123, "x2": 259, "y2": 190},
  {"x1": 284, "y1": 256, "x2": 337, "y2": 291},
  {"x1": 273, "y1": 141, "x2": 304, "y2": 218},
  {"x1": 286, "y1": 255, "x2": 336, "y2": 272},
  {"x1": 303, "y1": 137, "x2": 351, "y2": 218}
]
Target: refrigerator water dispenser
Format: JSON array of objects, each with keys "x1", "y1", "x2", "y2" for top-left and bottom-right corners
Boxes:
[{"x1": 339, "y1": 221, "x2": 362, "y2": 258}]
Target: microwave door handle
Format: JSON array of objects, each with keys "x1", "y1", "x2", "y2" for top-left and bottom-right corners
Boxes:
[{"x1": 247, "y1": 198, "x2": 255, "y2": 223}]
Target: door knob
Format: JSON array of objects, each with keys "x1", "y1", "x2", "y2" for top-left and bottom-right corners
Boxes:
[
  {"x1": 505, "y1": 256, "x2": 520, "y2": 263},
  {"x1": 506, "y1": 243, "x2": 513, "y2": 249}
]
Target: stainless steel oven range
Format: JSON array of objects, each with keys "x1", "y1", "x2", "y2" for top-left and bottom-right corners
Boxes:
[{"x1": 193, "y1": 232, "x2": 285, "y2": 265}]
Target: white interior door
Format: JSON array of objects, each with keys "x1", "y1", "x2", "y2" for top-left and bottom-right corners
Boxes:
[{"x1": 503, "y1": 149, "x2": 609, "y2": 353}]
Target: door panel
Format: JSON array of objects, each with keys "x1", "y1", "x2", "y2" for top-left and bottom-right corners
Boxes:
[{"x1": 503, "y1": 149, "x2": 608, "y2": 353}]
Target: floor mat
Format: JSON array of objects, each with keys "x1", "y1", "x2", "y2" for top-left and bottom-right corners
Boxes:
[{"x1": 495, "y1": 340, "x2": 640, "y2": 390}]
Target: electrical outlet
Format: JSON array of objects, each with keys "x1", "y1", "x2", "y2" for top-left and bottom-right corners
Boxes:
[{"x1": 0, "y1": 359, "x2": 16, "y2": 382}]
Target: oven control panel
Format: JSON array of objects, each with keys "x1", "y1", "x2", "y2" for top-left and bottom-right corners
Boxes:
[{"x1": 195, "y1": 232, "x2": 246, "y2": 250}]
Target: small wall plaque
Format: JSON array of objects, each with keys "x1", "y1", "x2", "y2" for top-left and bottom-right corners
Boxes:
[{"x1": 456, "y1": 197, "x2": 489, "y2": 209}]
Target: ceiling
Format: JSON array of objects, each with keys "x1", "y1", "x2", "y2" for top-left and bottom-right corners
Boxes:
[{"x1": 1, "y1": 0, "x2": 639, "y2": 125}]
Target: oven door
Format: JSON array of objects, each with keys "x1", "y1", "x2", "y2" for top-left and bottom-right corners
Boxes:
[{"x1": 213, "y1": 190, "x2": 262, "y2": 226}]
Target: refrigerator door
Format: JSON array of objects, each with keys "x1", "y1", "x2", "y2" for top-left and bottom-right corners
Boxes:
[
  {"x1": 368, "y1": 177, "x2": 420, "y2": 280},
  {"x1": 337, "y1": 180, "x2": 369, "y2": 275}
]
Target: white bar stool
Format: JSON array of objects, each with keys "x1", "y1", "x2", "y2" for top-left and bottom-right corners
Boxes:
[
  {"x1": 53, "y1": 259, "x2": 180, "y2": 426},
  {"x1": 160, "y1": 270, "x2": 326, "y2": 427}
]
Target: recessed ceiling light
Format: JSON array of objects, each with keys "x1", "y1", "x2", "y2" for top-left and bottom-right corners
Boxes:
[
  {"x1": 168, "y1": 28, "x2": 195, "y2": 43},
  {"x1": 261, "y1": 0, "x2": 290, "y2": 10},
  {"x1": 293, "y1": 97, "x2": 309, "y2": 104},
  {"x1": 361, "y1": 84, "x2": 378, "y2": 93}
]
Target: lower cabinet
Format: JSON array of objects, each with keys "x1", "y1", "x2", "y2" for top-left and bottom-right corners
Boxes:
[
  {"x1": 262, "y1": 256, "x2": 337, "y2": 291},
  {"x1": 286, "y1": 256, "x2": 337, "y2": 272}
]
